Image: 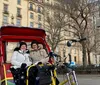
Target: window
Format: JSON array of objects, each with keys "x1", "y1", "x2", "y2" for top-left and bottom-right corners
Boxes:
[
  {"x1": 4, "y1": 4, "x2": 8, "y2": 12},
  {"x1": 29, "y1": 3, "x2": 33, "y2": 10},
  {"x1": 30, "y1": 13, "x2": 34, "y2": 19},
  {"x1": 6, "y1": 42, "x2": 17, "y2": 63},
  {"x1": 17, "y1": 0, "x2": 21, "y2": 5},
  {"x1": 38, "y1": 15, "x2": 41, "y2": 21},
  {"x1": 16, "y1": 19, "x2": 21, "y2": 26},
  {"x1": 17, "y1": 8, "x2": 21, "y2": 15},
  {"x1": 68, "y1": 31, "x2": 71, "y2": 36},
  {"x1": 74, "y1": 49, "x2": 76, "y2": 54},
  {"x1": 30, "y1": 22, "x2": 33, "y2": 27},
  {"x1": 38, "y1": 7, "x2": 41, "y2": 13},
  {"x1": 38, "y1": 0, "x2": 43, "y2": 3},
  {"x1": 3, "y1": 15, "x2": 8, "y2": 25},
  {"x1": 38, "y1": 23, "x2": 42, "y2": 28},
  {"x1": 74, "y1": 56, "x2": 76, "y2": 62}
]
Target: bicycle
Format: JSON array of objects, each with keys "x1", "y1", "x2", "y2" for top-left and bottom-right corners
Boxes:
[
  {"x1": 10, "y1": 38, "x2": 86, "y2": 85},
  {"x1": 50, "y1": 38, "x2": 86, "y2": 85}
]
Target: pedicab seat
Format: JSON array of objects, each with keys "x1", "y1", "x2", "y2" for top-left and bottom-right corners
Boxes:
[{"x1": 3, "y1": 63, "x2": 12, "y2": 78}]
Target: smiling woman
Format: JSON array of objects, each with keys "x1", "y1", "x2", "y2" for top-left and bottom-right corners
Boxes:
[
  {"x1": 6, "y1": 42, "x2": 32, "y2": 63},
  {"x1": 11, "y1": 42, "x2": 32, "y2": 68}
]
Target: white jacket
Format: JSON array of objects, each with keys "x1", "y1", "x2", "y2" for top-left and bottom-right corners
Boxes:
[{"x1": 11, "y1": 50, "x2": 32, "y2": 68}]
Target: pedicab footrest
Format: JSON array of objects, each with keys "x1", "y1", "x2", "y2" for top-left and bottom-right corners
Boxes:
[
  {"x1": 10, "y1": 64, "x2": 27, "y2": 85},
  {"x1": 10, "y1": 64, "x2": 54, "y2": 85},
  {"x1": 28, "y1": 64, "x2": 52, "y2": 85}
]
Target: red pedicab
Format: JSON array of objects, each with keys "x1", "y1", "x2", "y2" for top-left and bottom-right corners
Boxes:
[{"x1": 0, "y1": 26, "x2": 54, "y2": 85}]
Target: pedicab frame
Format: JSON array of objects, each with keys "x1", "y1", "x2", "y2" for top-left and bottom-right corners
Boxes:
[{"x1": 0, "y1": 26, "x2": 52, "y2": 85}]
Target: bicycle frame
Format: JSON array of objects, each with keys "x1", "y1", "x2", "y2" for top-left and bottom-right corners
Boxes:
[
  {"x1": 51, "y1": 39, "x2": 84, "y2": 85},
  {"x1": 26, "y1": 63, "x2": 57, "y2": 85},
  {"x1": 59, "y1": 71, "x2": 78, "y2": 85},
  {"x1": 51, "y1": 67, "x2": 78, "y2": 85}
]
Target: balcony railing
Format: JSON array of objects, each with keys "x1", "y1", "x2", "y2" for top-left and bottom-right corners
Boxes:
[
  {"x1": 29, "y1": 7, "x2": 36, "y2": 12},
  {"x1": 17, "y1": 14, "x2": 22, "y2": 18},
  {"x1": 29, "y1": 7, "x2": 33, "y2": 11},
  {"x1": 3, "y1": 11, "x2": 9, "y2": 15}
]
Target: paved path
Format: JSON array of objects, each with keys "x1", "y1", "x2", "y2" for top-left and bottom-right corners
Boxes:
[
  {"x1": 58, "y1": 74, "x2": 100, "y2": 85},
  {"x1": 77, "y1": 74, "x2": 100, "y2": 85}
]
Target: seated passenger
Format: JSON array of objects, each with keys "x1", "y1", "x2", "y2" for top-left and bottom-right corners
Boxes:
[
  {"x1": 29, "y1": 41, "x2": 49, "y2": 64},
  {"x1": 38, "y1": 43, "x2": 48, "y2": 58},
  {"x1": 11, "y1": 42, "x2": 32, "y2": 68}
]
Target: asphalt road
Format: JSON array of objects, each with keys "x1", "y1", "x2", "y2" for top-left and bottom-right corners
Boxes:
[
  {"x1": 0, "y1": 74, "x2": 100, "y2": 85},
  {"x1": 58, "y1": 74, "x2": 100, "y2": 85},
  {"x1": 77, "y1": 74, "x2": 100, "y2": 85}
]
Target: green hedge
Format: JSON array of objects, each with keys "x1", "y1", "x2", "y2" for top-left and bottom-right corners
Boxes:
[{"x1": 56, "y1": 65, "x2": 100, "y2": 74}]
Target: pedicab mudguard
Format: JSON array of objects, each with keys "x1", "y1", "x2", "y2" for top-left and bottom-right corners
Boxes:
[{"x1": 26, "y1": 63, "x2": 56, "y2": 85}]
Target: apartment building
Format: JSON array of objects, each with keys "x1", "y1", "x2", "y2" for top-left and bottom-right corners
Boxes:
[
  {"x1": 0, "y1": 0, "x2": 99, "y2": 65},
  {"x1": 0, "y1": 0, "x2": 44, "y2": 28},
  {"x1": 45, "y1": 0, "x2": 100, "y2": 65}
]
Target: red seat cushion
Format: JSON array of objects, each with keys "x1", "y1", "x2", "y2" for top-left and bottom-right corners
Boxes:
[
  {"x1": 3, "y1": 63, "x2": 13, "y2": 78},
  {"x1": 6, "y1": 72, "x2": 13, "y2": 78}
]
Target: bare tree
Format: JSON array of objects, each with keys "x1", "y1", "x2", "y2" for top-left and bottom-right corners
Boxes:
[
  {"x1": 85, "y1": 19, "x2": 95, "y2": 65},
  {"x1": 57, "y1": 0, "x2": 97, "y2": 67},
  {"x1": 43, "y1": 3, "x2": 68, "y2": 52}
]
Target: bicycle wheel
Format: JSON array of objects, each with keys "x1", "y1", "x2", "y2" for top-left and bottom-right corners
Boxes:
[
  {"x1": 67, "y1": 71, "x2": 78, "y2": 85},
  {"x1": 71, "y1": 71, "x2": 78, "y2": 85},
  {"x1": 62, "y1": 74, "x2": 69, "y2": 85}
]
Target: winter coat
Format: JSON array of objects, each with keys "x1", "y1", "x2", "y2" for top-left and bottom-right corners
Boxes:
[
  {"x1": 29, "y1": 49, "x2": 48, "y2": 64},
  {"x1": 39, "y1": 49, "x2": 48, "y2": 58},
  {"x1": 11, "y1": 50, "x2": 32, "y2": 68}
]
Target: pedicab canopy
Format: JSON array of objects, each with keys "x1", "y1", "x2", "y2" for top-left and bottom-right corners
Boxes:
[
  {"x1": 0, "y1": 26, "x2": 50, "y2": 64},
  {"x1": 0, "y1": 26, "x2": 46, "y2": 41}
]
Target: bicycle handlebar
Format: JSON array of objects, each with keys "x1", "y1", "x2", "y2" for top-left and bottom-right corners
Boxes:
[
  {"x1": 72, "y1": 38, "x2": 86, "y2": 42},
  {"x1": 67, "y1": 38, "x2": 86, "y2": 47},
  {"x1": 48, "y1": 38, "x2": 86, "y2": 68}
]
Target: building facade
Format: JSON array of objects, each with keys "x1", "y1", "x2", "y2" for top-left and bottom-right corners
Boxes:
[
  {"x1": 0, "y1": 0, "x2": 44, "y2": 28},
  {"x1": 0, "y1": 0, "x2": 100, "y2": 66}
]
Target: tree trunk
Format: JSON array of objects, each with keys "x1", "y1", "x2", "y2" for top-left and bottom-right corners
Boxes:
[
  {"x1": 82, "y1": 42, "x2": 87, "y2": 67},
  {"x1": 87, "y1": 48, "x2": 91, "y2": 65}
]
